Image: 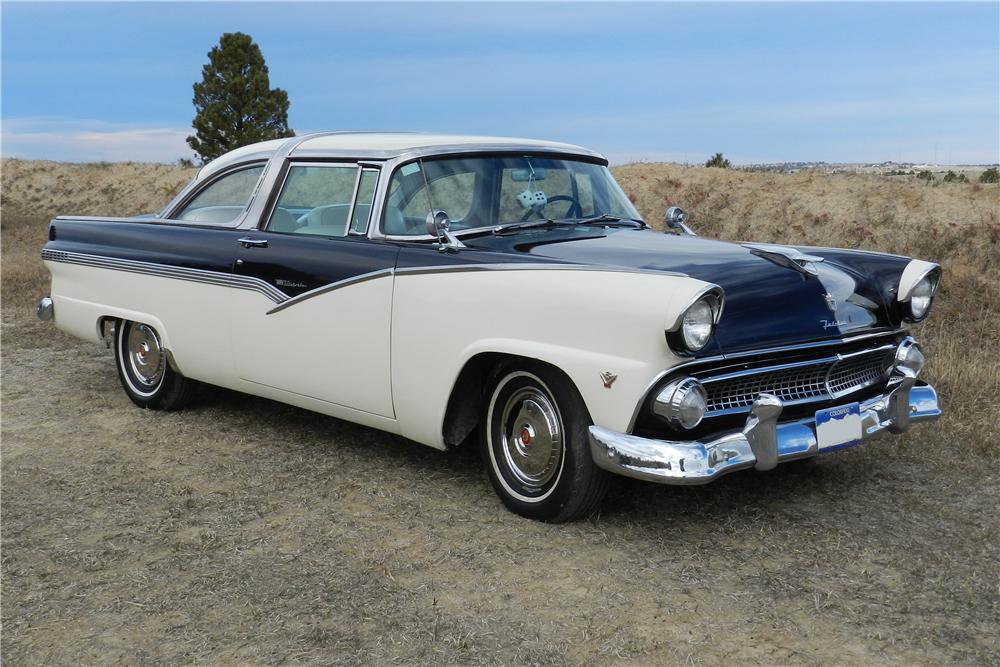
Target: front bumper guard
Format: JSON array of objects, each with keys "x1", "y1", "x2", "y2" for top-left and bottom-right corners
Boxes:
[{"x1": 589, "y1": 379, "x2": 940, "y2": 485}]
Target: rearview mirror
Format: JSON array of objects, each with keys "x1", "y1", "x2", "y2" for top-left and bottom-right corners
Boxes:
[{"x1": 510, "y1": 168, "x2": 547, "y2": 182}]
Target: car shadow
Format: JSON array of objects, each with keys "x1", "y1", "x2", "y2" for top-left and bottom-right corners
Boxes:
[{"x1": 195, "y1": 383, "x2": 894, "y2": 528}]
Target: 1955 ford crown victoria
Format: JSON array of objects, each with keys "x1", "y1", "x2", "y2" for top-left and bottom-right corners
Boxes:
[{"x1": 38, "y1": 132, "x2": 942, "y2": 521}]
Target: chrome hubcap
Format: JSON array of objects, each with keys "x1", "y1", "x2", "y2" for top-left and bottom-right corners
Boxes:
[
  {"x1": 501, "y1": 388, "x2": 562, "y2": 489},
  {"x1": 127, "y1": 324, "x2": 164, "y2": 387}
]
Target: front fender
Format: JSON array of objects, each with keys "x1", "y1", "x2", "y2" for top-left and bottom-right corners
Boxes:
[{"x1": 389, "y1": 267, "x2": 718, "y2": 449}]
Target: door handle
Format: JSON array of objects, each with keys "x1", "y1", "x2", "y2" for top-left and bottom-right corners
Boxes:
[{"x1": 238, "y1": 237, "x2": 268, "y2": 248}]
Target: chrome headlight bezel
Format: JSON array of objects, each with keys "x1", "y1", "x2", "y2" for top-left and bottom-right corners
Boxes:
[
  {"x1": 666, "y1": 287, "x2": 724, "y2": 355},
  {"x1": 897, "y1": 261, "x2": 941, "y2": 323}
]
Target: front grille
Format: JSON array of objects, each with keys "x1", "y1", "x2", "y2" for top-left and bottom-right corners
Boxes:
[
  {"x1": 702, "y1": 347, "x2": 895, "y2": 415},
  {"x1": 828, "y1": 352, "x2": 893, "y2": 396}
]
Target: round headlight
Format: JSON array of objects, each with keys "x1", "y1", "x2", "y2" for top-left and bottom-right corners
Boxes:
[
  {"x1": 908, "y1": 275, "x2": 935, "y2": 320},
  {"x1": 681, "y1": 298, "x2": 716, "y2": 351},
  {"x1": 653, "y1": 377, "x2": 708, "y2": 429}
]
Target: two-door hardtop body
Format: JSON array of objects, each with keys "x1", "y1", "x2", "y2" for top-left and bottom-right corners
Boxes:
[{"x1": 39, "y1": 132, "x2": 942, "y2": 521}]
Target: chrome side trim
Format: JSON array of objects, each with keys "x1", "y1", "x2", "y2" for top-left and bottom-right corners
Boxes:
[
  {"x1": 591, "y1": 383, "x2": 941, "y2": 485},
  {"x1": 394, "y1": 263, "x2": 685, "y2": 279},
  {"x1": 266, "y1": 268, "x2": 394, "y2": 315},
  {"x1": 41, "y1": 249, "x2": 290, "y2": 304}
]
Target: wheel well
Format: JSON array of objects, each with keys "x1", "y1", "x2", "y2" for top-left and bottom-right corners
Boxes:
[
  {"x1": 441, "y1": 352, "x2": 583, "y2": 448},
  {"x1": 96, "y1": 316, "x2": 118, "y2": 344}
]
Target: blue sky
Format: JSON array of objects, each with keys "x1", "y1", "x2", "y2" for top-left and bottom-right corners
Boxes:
[{"x1": 2, "y1": 1, "x2": 998, "y2": 164}]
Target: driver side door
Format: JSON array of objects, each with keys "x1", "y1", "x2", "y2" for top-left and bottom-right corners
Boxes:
[{"x1": 231, "y1": 162, "x2": 399, "y2": 417}]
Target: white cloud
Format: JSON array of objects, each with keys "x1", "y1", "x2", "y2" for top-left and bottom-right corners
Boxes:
[{"x1": 1, "y1": 118, "x2": 192, "y2": 163}]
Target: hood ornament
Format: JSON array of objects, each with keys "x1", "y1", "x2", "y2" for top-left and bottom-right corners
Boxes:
[
  {"x1": 823, "y1": 292, "x2": 838, "y2": 312},
  {"x1": 743, "y1": 243, "x2": 825, "y2": 277}
]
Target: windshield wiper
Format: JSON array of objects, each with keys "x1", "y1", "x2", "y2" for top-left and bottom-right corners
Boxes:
[
  {"x1": 492, "y1": 218, "x2": 568, "y2": 234},
  {"x1": 569, "y1": 214, "x2": 646, "y2": 228}
]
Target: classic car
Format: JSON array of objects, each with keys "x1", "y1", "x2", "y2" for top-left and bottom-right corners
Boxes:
[{"x1": 38, "y1": 132, "x2": 942, "y2": 521}]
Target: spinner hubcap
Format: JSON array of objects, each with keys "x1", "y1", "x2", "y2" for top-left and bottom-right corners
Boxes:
[
  {"x1": 500, "y1": 388, "x2": 562, "y2": 489},
  {"x1": 127, "y1": 324, "x2": 164, "y2": 387}
]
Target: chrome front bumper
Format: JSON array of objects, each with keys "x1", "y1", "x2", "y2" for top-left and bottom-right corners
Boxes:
[{"x1": 589, "y1": 378, "x2": 941, "y2": 485}]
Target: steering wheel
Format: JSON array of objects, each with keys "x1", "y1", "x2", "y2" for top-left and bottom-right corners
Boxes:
[{"x1": 519, "y1": 195, "x2": 583, "y2": 222}]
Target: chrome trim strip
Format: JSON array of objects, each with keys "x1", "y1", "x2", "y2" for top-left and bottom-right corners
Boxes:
[
  {"x1": 43, "y1": 249, "x2": 680, "y2": 316},
  {"x1": 700, "y1": 354, "x2": 841, "y2": 384},
  {"x1": 41, "y1": 249, "x2": 289, "y2": 304},
  {"x1": 394, "y1": 263, "x2": 686, "y2": 279},
  {"x1": 265, "y1": 268, "x2": 394, "y2": 315}
]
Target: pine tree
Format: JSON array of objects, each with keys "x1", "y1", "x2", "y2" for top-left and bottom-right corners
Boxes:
[
  {"x1": 705, "y1": 152, "x2": 732, "y2": 169},
  {"x1": 187, "y1": 32, "x2": 294, "y2": 163}
]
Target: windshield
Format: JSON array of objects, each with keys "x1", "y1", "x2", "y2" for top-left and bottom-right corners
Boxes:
[{"x1": 382, "y1": 155, "x2": 641, "y2": 235}]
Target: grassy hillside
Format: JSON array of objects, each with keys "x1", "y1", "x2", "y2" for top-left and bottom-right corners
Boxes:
[{"x1": 3, "y1": 158, "x2": 998, "y2": 460}]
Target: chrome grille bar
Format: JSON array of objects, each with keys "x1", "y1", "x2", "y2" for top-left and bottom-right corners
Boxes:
[{"x1": 702, "y1": 345, "x2": 896, "y2": 416}]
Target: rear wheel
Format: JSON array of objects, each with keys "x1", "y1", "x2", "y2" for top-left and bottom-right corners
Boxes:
[
  {"x1": 481, "y1": 361, "x2": 609, "y2": 522},
  {"x1": 114, "y1": 320, "x2": 197, "y2": 410}
]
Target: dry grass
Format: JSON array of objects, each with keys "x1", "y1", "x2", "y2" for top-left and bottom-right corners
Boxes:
[{"x1": 3, "y1": 159, "x2": 999, "y2": 665}]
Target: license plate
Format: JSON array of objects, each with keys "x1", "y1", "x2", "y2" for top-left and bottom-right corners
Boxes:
[{"x1": 815, "y1": 403, "x2": 862, "y2": 451}]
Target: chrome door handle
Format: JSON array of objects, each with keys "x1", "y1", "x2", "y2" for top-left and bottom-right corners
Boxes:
[{"x1": 238, "y1": 237, "x2": 268, "y2": 248}]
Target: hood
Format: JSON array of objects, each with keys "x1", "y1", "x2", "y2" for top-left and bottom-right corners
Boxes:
[{"x1": 465, "y1": 228, "x2": 903, "y2": 355}]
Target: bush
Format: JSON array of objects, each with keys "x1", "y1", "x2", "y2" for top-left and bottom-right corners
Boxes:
[
  {"x1": 980, "y1": 167, "x2": 999, "y2": 183},
  {"x1": 917, "y1": 170, "x2": 935, "y2": 181}
]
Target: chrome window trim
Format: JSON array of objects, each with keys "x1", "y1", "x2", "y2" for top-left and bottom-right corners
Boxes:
[
  {"x1": 160, "y1": 161, "x2": 270, "y2": 229},
  {"x1": 349, "y1": 167, "x2": 381, "y2": 236},
  {"x1": 366, "y1": 149, "x2": 610, "y2": 241},
  {"x1": 259, "y1": 160, "x2": 368, "y2": 237}
]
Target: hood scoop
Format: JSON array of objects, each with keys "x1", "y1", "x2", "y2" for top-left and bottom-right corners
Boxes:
[{"x1": 742, "y1": 243, "x2": 825, "y2": 277}]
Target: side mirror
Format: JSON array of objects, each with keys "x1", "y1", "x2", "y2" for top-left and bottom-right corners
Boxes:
[
  {"x1": 664, "y1": 206, "x2": 696, "y2": 236},
  {"x1": 425, "y1": 210, "x2": 466, "y2": 252}
]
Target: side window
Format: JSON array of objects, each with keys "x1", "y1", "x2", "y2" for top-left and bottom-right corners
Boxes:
[
  {"x1": 265, "y1": 165, "x2": 360, "y2": 237},
  {"x1": 174, "y1": 165, "x2": 265, "y2": 224},
  {"x1": 349, "y1": 169, "x2": 378, "y2": 234}
]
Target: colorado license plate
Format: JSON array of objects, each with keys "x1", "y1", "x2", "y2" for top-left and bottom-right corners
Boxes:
[{"x1": 815, "y1": 403, "x2": 862, "y2": 450}]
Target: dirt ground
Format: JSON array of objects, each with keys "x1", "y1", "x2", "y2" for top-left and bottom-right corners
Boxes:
[
  {"x1": 2, "y1": 159, "x2": 999, "y2": 665},
  {"x1": 4, "y1": 312, "x2": 998, "y2": 666}
]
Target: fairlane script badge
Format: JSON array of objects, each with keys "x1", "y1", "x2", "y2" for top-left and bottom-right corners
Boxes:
[
  {"x1": 816, "y1": 403, "x2": 862, "y2": 450},
  {"x1": 600, "y1": 372, "x2": 618, "y2": 389}
]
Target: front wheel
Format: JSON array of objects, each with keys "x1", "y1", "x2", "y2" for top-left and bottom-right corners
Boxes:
[
  {"x1": 114, "y1": 320, "x2": 198, "y2": 410},
  {"x1": 481, "y1": 361, "x2": 609, "y2": 522}
]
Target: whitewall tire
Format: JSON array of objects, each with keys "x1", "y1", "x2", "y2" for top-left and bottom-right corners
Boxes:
[
  {"x1": 481, "y1": 361, "x2": 609, "y2": 522},
  {"x1": 114, "y1": 320, "x2": 198, "y2": 410}
]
